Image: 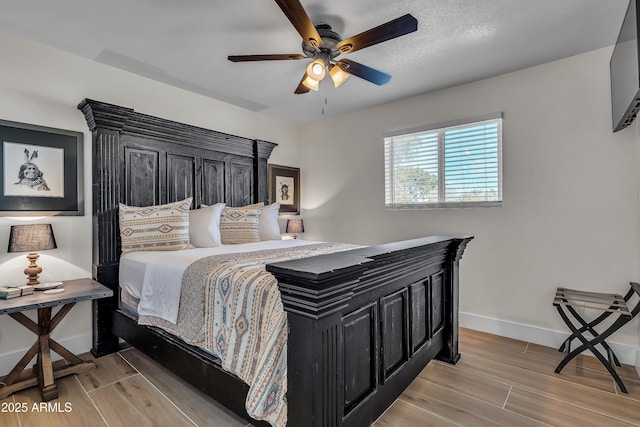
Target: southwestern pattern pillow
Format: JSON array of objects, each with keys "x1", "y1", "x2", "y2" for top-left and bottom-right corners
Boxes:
[
  {"x1": 220, "y1": 206, "x2": 262, "y2": 244},
  {"x1": 119, "y1": 198, "x2": 192, "y2": 253}
]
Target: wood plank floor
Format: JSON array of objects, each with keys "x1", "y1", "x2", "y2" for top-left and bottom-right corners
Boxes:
[{"x1": 1, "y1": 328, "x2": 638, "y2": 426}]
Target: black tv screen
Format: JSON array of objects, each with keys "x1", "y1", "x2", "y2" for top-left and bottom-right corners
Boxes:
[{"x1": 611, "y1": 0, "x2": 640, "y2": 132}]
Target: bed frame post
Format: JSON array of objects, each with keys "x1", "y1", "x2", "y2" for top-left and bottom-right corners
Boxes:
[
  {"x1": 79, "y1": 99, "x2": 133, "y2": 356},
  {"x1": 437, "y1": 237, "x2": 472, "y2": 364},
  {"x1": 254, "y1": 139, "x2": 273, "y2": 204},
  {"x1": 268, "y1": 254, "x2": 369, "y2": 427}
]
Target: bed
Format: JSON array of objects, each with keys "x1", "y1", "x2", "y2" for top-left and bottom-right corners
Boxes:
[{"x1": 79, "y1": 98, "x2": 473, "y2": 427}]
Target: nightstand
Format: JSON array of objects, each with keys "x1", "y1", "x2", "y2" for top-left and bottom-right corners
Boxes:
[{"x1": 0, "y1": 278, "x2": 112, "y2": 401}]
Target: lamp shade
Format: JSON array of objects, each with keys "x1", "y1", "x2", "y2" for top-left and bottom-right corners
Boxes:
[
  {"x1": 302, "y1": 74, "x2": 320, "y2": 91},
  {"x1": 329, "y1": 64, "x2": 349, "y2": 88},
  {"x1": 286, "y1": 219, "x2": 304, "y2": 234},
  {"x1": 8, "y1": 224, "x2": 57, "y2": 253}
]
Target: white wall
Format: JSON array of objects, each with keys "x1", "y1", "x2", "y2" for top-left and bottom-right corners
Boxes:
[
  {"x1": 0, "y1": 32, "x2": 301, "y2": 373},
  {"x1": 301, "y1": 46, "x2": 640, "y2": 362}
]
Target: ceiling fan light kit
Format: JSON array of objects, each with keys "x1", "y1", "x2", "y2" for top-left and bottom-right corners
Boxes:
[{"x1": 228, "y1": 0, "x2": 418, "y2": 94}]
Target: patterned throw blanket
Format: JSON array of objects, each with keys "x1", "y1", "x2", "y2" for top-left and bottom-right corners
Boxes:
[{"x1": 138, "y1": 242, "x2": 356, "y2": 426}]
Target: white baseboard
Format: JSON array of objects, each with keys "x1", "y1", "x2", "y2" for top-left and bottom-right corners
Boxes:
[
  {"x1": 0, "y1": 333, "x2": 92, "y2": 376},
  {"x1": 460, "y1": 312, "x2": 640, "y2": 368}
]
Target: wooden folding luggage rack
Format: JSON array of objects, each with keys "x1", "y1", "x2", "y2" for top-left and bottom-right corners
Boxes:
[{"x1": 553, "y1": 282, "x2": 640, "y2": 393}]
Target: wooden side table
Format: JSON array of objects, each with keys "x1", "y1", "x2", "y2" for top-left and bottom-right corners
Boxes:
[{"x1": 0, "y1": 278, "x2": 112, "y2": 401}]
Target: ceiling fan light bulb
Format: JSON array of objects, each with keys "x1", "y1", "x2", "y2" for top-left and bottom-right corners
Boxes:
[
  {"x1": 307, "y1": 60, "x2": 326, "y2": 80},
  {"x1": 329, "y1": 65, "x2": 349, "y2": 88}
]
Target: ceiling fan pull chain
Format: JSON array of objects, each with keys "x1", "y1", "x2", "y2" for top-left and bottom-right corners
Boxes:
[{"x1": 320, "y1": 78, "x2": 328, "y2": 115}]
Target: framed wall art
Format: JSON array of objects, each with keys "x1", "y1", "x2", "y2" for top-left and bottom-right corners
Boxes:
[
  {"x1": 0, "y1": 119, "x2": 84, "y2": 216},
  {"x1": 268, "y1": 164, "x2": 300, "y2": 215}
]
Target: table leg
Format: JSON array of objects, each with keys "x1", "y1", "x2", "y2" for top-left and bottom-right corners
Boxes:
[
  {"x1": 0, "y1": 302, "x2": 95, "y2": 401},
  {"x1": 36, "y1": 307, "x2": 57, "y2": 400}
]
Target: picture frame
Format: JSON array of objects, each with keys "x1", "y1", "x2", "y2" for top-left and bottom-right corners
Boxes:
[
  {"x1": 0, "y1": 119, "x2": 84, "y2": 216},
  {"x1": 268, "y1": 164, "x2": 300, "y2": 215}
]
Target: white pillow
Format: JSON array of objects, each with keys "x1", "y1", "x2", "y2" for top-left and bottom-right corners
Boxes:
[
  {"x1": 188, "y1": 203, "x2": 225, "y2": 247},
  {"x1": 245, "y1": 202, "x2": 282, "y2": 241},
  {"x1": 259, "y1": 203, "x2": 281, "y2": 240}
]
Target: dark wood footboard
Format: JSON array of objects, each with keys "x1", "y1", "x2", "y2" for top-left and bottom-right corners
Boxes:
[{"x1": 267, "y1": 235, "x2": 472, "y2": 427}]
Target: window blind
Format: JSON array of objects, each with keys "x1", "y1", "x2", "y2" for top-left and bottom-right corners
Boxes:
[{"x1": 384, "y1": 116, "x2": 502, "y2": 209}]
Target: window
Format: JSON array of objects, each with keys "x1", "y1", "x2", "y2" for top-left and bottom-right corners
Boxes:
[{"x1": 384, "y1": 114, "x2": 502, "y2": 209}]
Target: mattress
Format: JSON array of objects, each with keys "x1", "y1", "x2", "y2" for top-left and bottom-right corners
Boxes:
[{"x1": 118, "y1": 239, "x2": 318, "y2": 322}]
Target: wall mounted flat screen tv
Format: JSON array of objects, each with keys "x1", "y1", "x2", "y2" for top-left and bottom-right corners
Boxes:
[{"x1": 611, "y1": 0, "x2": 640, "y2": 132}]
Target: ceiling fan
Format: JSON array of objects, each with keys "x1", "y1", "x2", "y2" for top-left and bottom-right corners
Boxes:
[{"x1": 228, "y1": 0, "x2": 418, "y2": 94}]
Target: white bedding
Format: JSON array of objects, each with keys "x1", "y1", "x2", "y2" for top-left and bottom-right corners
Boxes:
[{"x1": 119, "y1": 239, "x2": 319, "y2": 324}]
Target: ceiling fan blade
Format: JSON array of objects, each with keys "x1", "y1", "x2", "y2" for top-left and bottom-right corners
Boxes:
[
  {"x1": 294, "y1": 72, "x2": 312, "y2": 94},
  {"x1": 336, "y1": 59, "x2": 391, "y2": 86},
  {"x1": 228, "y1": 54, "x2": 305, "y2": 62},
  {"x1": 274, "y1": 0, "x2": 323, "y2": 48},
  {"x1": 336, "y1": 14, "x2": 418, "y2": 54}
]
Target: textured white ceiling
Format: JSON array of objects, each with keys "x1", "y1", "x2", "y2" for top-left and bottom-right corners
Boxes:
[{"x1": 0, "y1": 0, "x2": 631, "y2": 122}]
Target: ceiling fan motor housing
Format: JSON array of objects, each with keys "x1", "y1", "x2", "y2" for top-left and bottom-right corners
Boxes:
[{"x1": 302, "y1": 23, "x2": 342, "y2": 62}]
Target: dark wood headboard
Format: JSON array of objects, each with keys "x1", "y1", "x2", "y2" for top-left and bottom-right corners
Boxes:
[{"x1": 78, "y1": 98, "x2": 276, "y2": 354}]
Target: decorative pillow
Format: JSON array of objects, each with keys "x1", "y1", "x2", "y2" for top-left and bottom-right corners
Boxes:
[
  {"x1": 119, "y1": 198, "x2": 192, "y2": 253},
  {"x1": 220, "y1": 206, "x2": 262, "y2": 244},
  {"x1": 188, "y1": 203, "x2": 225, "y2": 247},
  {"x1": 246, "y1": 202, "x2": 282, "y2": 241}
]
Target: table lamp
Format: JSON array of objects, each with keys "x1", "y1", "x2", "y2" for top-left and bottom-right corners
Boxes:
[
  {"x1": 286, "y1": 219, "x2": 304, "y2": 239},
  {"x1": 8, "y1": 224, "x2": 57, "y2": 285}
]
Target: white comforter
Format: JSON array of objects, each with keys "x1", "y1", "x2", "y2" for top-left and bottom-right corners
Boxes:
[{"x1": 119, "y1": 239, "x2": 318, "y2": 323}]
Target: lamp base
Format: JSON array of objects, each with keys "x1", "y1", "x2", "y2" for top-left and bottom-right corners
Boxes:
[{"x1": 24, "y1": 252, "x2": 42, "y2": 286}]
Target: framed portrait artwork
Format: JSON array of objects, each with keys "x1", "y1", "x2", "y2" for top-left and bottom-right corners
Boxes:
[
  {"x1": 0, "y1": 119, "x2": 84, "y2": 216},
  {"x1": 268, "y1": 164, "x2": 300, "y2": 215}
]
